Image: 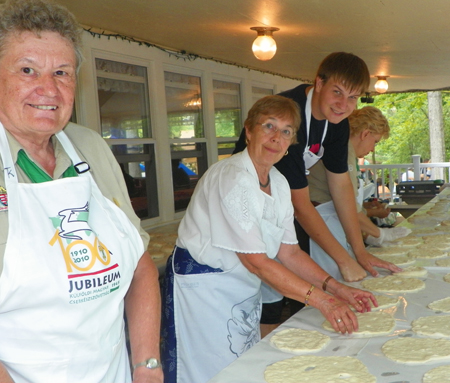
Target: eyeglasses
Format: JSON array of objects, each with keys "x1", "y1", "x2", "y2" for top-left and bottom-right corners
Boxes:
[{"x1": 258, "y1": 122, "x2": 295, "y2": 140}]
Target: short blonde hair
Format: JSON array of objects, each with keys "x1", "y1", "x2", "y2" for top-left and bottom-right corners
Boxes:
[
  {"x1": 348, "y1": 106, "x2": 390, "y2": 139},
  {"x1": 244, "y1": 95, "x2": 301, "y2": 144}
]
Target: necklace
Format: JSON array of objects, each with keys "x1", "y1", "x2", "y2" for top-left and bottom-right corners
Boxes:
[{"x1": 259, "y1": 174, "x2": 271, "y2": 188}]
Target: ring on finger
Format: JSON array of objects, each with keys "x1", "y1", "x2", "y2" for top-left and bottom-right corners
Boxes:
[
  {"x1": 336, "y1": 318, "x2": 342, "y2": 323},
  {"x1": 358, "y1": 300, "x2": 363, "y2": 304}
]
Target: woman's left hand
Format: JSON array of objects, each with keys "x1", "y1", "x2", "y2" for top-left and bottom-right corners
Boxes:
[
  {"x1": 332, "y1": 283, "x2": 378, "y2": 313},
  {"x1": 355, "y1": 249, "x2": 402, "y2": 277}
]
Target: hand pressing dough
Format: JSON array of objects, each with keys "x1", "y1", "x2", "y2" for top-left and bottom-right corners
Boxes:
[
  {"x1": 322, "y1": 311, "x2": 395, "y2": 337},
  {"x1": 428, "y1": 297, "x2": 450, "y2": 312},
  {"x1": 412, "y1": 315, "x2": 450, "y2": 337},
  {"x1": 361, "y1": 275, "x2": 425, "y2": 293},
  {"x1": 264, "y1": 355, "x2": 376, "y2": 383},
  {"x1": 382, "y1": 337, "x2": 450, "y2": 364},
  {"x1": 393, "y1": 266, "x2": 427, "y2": 277},
  {"x1": 269, "y1": 328, "x2": 330, "y2": 354},
  {"x1": 423, "y1": 365, "x2": 450, "y2": 383}
]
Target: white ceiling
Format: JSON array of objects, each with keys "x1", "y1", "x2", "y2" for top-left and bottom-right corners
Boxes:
[{"x1": 31, "y1": 0, "x2": 450, "y2": 93}]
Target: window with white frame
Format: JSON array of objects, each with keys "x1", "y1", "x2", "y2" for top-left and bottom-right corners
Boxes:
[
  {"x1": 214, "y1": 79, "x2": 242, "y2": 160},
  {"x1": 165, "y1": 71, "x2": 207, "y2": 212},
  {"x1": 96, "y1": 57, "x2": 159, "y2": 219},
  {"x1": 252, "y1": 86, "x2": 274, "y2": 104}
]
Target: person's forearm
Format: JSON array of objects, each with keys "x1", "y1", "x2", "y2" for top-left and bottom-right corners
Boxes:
[
  {"x1": 294, "y1": 199, "x2": 354, "y2": 268},
  {"x1": 0, "y1": 363, "x2": 14, "y2": 383},
  {"x1": 125, "y1": 251, "x2": 163, "y2": 383},
  {"x1": 329, "y1": 177, "x2": 366, "y2": 254},
  {"x1": 237, "y1": 249, "x2": 328, "y2": 303},
  {"x1": 358, "y1": 211, "x2": 380, "y2": 237}
]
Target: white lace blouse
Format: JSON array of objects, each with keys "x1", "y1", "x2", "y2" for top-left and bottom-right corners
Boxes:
[{"x1": 177, "y1": 148, "x2": 298, "y2": 270}]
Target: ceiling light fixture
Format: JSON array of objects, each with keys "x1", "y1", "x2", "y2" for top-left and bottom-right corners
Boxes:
[
  {"x1": 374, "y1": 76, "x2": 389, "y2": 93},
  {"x1": 250, "y1": 26, "x2": 280, "y2": 61}
]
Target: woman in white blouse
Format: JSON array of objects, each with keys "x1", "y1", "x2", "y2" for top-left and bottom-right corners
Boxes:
[{"x1": 161, "y1": 95, "x2": 376, "y2": 383}]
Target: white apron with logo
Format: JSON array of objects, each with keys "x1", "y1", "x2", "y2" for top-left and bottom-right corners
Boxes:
[
  {"x1": 0, "y1": 125, "x2": 144, "y2": 383},
  {"x1": 309, "y1": 200, "x2": 355, "y2": 281}
]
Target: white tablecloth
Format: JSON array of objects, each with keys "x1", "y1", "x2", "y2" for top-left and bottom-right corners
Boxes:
[{"x1": 209, "y1": 189, "x2": 450, "y2": 383}]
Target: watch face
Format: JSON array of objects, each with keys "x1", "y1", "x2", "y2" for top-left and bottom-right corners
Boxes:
[{"x1": 146, "y1": 358, "x2": 159, "y2": 369}]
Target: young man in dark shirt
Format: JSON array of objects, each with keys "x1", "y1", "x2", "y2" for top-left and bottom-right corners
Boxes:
[{"x1": 235, "y1": 52, "x2": 400, "y2": 336}]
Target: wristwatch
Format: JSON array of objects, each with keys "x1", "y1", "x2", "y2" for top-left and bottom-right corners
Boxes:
[{"x1": 133, "y1": 358, "x2": 161, "y2": 371}]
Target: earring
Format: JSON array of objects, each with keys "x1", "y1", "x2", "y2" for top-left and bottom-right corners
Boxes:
[
  {"x1": 284, "y1": 150, "x2": 289, "y2": 156},
  {"x1": 245, "y1": 138, "x2": 249, "y2": 145}
]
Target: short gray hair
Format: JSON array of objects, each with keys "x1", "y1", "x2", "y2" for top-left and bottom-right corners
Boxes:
[{"x1": 0, "y1": 0, "x2": 83, "y2": 72}]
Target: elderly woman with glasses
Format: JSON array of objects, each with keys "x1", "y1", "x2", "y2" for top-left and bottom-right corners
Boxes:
[{"x1": 161, "y1": 95, "x2": 377, "y2": 383}]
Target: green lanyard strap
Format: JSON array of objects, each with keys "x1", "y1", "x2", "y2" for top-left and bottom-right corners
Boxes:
[{"x1": 16, "y1": 149, "x2": 78, "y2": 183}]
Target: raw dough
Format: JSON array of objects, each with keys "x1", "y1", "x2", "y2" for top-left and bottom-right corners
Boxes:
[
  {"x1": 361, "y1": 276, "x2": 425, "y2": 293},
  {"x1": 412, "y1": 315, "x2": 450, "y2": 337},
  {"x1": 264, "y1": 355, "x2": 376, "y2": 383},
  {"x1": 393, "y1": 266, "x2": 427, "y2": 277},
  {"x1": 372, "y1": 295, "x2": 401, "y2": 309},
  {"x1": 269, "y1": 328, "x2": 330, "y2": 353},
  {"x1": 423, "y1": 365, "x2": 450, "y2": 383},
  {"x1": 322, "y1": 311, "x2": 395, "y2": 337},
  {"x1": 418, "y1": 242, "x2": 450, "y2": 251},
  {"x1": 369, "y1": 246, "x2": 408, "y2": 256},
  {"x1": 428, "y1": 297, "x2": 450, "y2": 312},
  {"x1": 444, "y1": 273, "x2": 450, "y2": 283},
  {"x1": 382, "y1": 338, "x2": 450, "y2": 364},
  {"x1": 408, "y1": 248, "x2": 447, "y2": 259},
  {"x1": 375, "y1": 255, "x2": 415, "y2": 266},
  {"x1": 436, "y1": 258, "x2": 450, "y2": 267},
  {"x1": 391, "y1": 236, "x2": 423, "y2": 246}
]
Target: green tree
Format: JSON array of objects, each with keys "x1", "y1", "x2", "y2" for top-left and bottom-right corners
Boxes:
[{"x1": 358, "y1": 91, "x2": 450, "y2": 165}]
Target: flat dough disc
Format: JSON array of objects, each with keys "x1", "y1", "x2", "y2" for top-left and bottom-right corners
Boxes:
[
  {"x1": 375, "y1": 255, "x2": 415, "y2": 266},
  {"x1": 428, "y1": 297, "x2": 450, "y2": 312},
  {"x1": 369, "y1": 246, "x2": 408, "y2": 256},
  {"x1": 408, "y1": 249, "x2": 447, "y2": 259},
  {"x1": 372, "y1": 295, "x2": 401, "y2": 309},
  {"x1": 391, "y1": 236, "x2": 423, "y2": 246},
  {"x1": 423, "y1": 365, "x2": 450, "y2": 383},
  {"x1": 393, "y1": 266, "x2": 427, "y2": 277},
  {"x1": 412, "y1": 315, "x2": 450, "y2": 337},
  {"x1": 436, "y1": 258, "x2": 450, "y2": 267},
  {"x1": 444, "y1": 273, "x2": 450, "y2": 283},
  {"x1": 361, "y1": 276, "x2": 425, "y2": 293},
  {"x1": 269, "y1": 328, "x2": 330, "y2": 354},
  {"x1": 382, "y1": 338, "x2": 450, "y2": 364},
  {"x1": 264, "y1": 355, "x2": 376, "y2": 383},
  {"x1": 322, "y1": 311, "x2": 395, "y2": 337}
]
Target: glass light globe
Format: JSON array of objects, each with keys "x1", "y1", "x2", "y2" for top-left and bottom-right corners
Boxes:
[
  {"x1": 375, "y1": 78, "x2": 389, "y2": 93},
  {"x1": 252, "y1": 35, "x2": 277, "y2": 61}
]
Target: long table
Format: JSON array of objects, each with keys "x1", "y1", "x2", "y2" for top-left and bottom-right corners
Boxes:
[{"x1": 208, "y1": 189, "x2": 450, "y2": 383}]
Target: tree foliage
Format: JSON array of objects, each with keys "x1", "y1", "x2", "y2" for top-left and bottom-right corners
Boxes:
[{"x1": 359, "y1": 91, "x2": 450, "y2": 164}]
